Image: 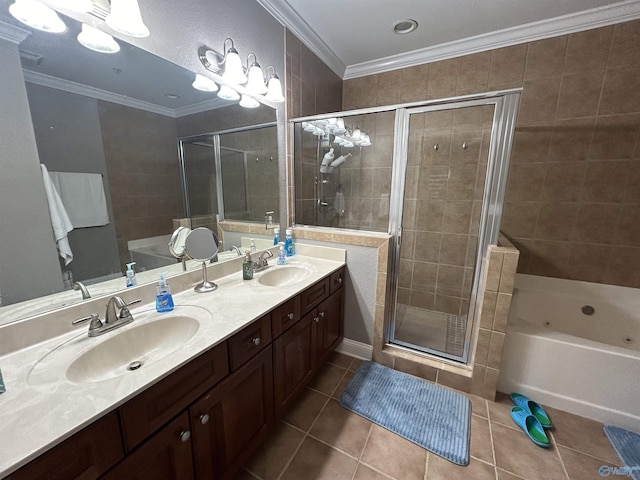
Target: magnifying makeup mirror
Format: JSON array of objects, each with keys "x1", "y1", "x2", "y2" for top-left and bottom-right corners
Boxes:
[
  {"x1": 184, "y1": 227, "x2": 219, "y2": 293},
  {"x1": 168, "y1": 226, "x2": 191, "y2": 271}
]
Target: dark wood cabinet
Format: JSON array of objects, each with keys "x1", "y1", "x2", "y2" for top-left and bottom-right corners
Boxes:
[
  {"x1": 190, "y1": 346, "x2": 274, "y2": 480},
  {"x1": 101, "y1": 413, "x2": 194, "y2": 480},
  {"x1": 228, "y1": 313, "x2": 271, "y2": 371},
  {"x1": 8, "y1": 412, "x2": 123, "y2": 480},
  {"x1": 314, "y1": 289, "x2": 344, "y2": 366},
  {"x1": 119, "y1": 342, "x2": 229, "y2": 451},
  {"x1": 271, "y1": 296, "x2": 301, "y2": 336},
  {"x1": 273, "y1": 314, "x2": 315, "y2": 417}
]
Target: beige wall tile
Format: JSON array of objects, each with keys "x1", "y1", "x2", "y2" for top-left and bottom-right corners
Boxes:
[
  {"x1": 480, "y1": 291, "x2": 498, "y2": 329},
  {"x1": 485, "y1": 249, "x2": 503, "y2": 292},
  {"x1": 438, "y1": 370, "x2": 472, "y2": 393},
  {"x1": 608, "y1": 20, "x2": 640, "y2": 68},
  {"x1": 471, "y1": 364, "x2": 487, "y2": 396},
  {"x1": 524, "y1": 35, "x2": 568, "y2": 80},
  {"x1": 475, "y1": 328, "x2": 492, "y2": 366},
  {"x1": 394, "y1": 356, "x2": 438, "y2": 382},
  {"x1": 493, "y1": 293, "x2": 512, "y2": 332},
  {"x1": 556, "y1": 73, "x2": 604, "y2": 119},
  {"x1": 487, "y1": 331, "x2": 506, "y2": 369},
  {"x1": 482, "y1": 368, "x2": 500, "y2": 400},
  {"x1": 499, "y1": 252, "x2": 519, "y2": 293},
  {"x1": 489, "y1": 44, "x2": 528, "y2": 87}
]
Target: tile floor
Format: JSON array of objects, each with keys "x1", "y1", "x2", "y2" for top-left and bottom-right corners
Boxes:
[{"x1": 236, "y1": 353, "x2": 622, "y2": 480}]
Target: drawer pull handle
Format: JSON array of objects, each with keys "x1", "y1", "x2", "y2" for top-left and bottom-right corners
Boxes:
[
  {"x1": 179, "y1": 430, "x2": 191, "y2": 442},
  {"x1": 200, "y1": 414, "x2": 210, "y2": 425},
  {"x1": 252, "y1": 337, "x2": 261, "y2": 346},
  {"x1": 287, "y1": 312, "x2": 295, "y2": 320},
  {"x1": 319, "y1": 311, "x2": 325, "y2": 318},
  {"x1": 314, "y1": 316, "x2": 320, "y2": 323}
]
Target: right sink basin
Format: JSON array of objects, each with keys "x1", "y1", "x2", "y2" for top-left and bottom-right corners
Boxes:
[{"x1": 257, "y1": 266, "x2": 312, "y2": 287}]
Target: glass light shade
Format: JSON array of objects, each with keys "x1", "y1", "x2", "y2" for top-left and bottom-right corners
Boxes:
[
  {"x1": 333, "y1": 118, "x2": 346, "y2": 134},
  {"x1": 264, "y1": 75, "x2": 284, "y2": 103},
  {"x1": 192, "y1": 74, "x2": 218, "y2": 92},
  {"x1": 352, "y1": 128, "x2": 361, "y2": 140},
  {"x1": 77, "y1": 24, "x2": 120, "y2": 54},
  {"x1": 245, "y1": 63, "x2": 267, "y2": 95},
  {"x1": 105, "y1": 0, "x2": 150, "y2": 38},
  {"x1": 222, "y1": 48, "x2": 247, "y2": 85},
  {"x1": 361, "y1": 134, "x2": 372, "y2": 146},
  {"x1": 9, "y1": 0, "x2": 66, "y2": 33},
  {"x1": 50, "y1": 0, "x2": 93, "y2": 12},
  {"x1": 239, "y1": 94, "x2": 260, "y2": 109},
  {"x1": 342, "y1": 141, "x2": 355, "y2": 148},
  {"x1": 217, "y1": 84, "x2": 240, "y2": 101}
]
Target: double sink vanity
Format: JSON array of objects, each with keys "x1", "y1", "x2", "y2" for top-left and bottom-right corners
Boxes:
[{"x1": 0, "y1": 244, "x2": 346, "y2": 479}]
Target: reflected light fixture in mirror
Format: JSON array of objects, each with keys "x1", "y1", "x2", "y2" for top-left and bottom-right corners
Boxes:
[
  {"x1": 217, "y1": 84, "x2": 240, "y2": 101},
  {"x1": 49, "y1": 0, "x2": 93, "y2": 13},
  {"x1": 9, "y1": 0, "x2": 67, "y2": 33},
  {"x1": 192, "y1": 73, "x2": 218, "y2": 92},
  {"x1": 105, "y1": 0, "x2": 150, "y2": 38},
  {"x1": 239, "y1": 94, "x2": 260, "y2": 109},
  {"x1": 77, "y1": 23, "x2": 120, "y2": 54}
]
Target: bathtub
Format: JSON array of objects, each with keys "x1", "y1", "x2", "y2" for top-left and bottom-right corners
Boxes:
[{"x1": 497, "y1": 274, "x2": 640, "y2": 431}]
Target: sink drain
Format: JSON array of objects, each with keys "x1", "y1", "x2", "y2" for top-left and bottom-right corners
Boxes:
[{"x1": 128, "y1": 361, "x2": 143, "y2": 371}]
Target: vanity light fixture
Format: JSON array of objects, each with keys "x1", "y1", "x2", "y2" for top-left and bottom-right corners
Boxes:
[
  {"x1": 77, "y1": 23, "x2": 120, "y2": 54},
  {"x1": 264, "y1": 66, "x2": 285, "y2": 103},
  {"x1": 239, "y1": 94, "x2": 260, "y2": 109},
  {"x1": 9, "y1": 0, "x2": 67, "y2": 33},
  {"x1": 245, "y1": 54, "x2": 268, "y2": 96},
  {"x1": 49, "y1": 0, "x2": 93, "y2": 13},
  {"x1": 220, "y1": 38, "x2": 248, "y2": 85},
  {"x1": 303, "y1": 117, "x2": 372, "y2": 148},
  {"x1": 192, "y1": 73, "x2": 219, "y2": 92},
  {"x1": 105, "y1": 0, "x2": 150, "y2": 38}
]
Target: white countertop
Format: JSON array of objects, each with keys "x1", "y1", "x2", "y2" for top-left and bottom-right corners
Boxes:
[{"x1": 0, "y1": 248, "x2": 345, "y2": 478}]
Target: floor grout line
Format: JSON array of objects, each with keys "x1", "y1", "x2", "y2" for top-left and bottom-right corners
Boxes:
[
  {"x1": 550, "y1": 430, "x2": 571, "y2": 480},
  {"x1": 485, "y1": 397, "x2": 499, "y2": 480}
]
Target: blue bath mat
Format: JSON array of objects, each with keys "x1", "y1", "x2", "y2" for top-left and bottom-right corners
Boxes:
[
  {"x1": 339, "y1": 361, "x2": 470, "y2": 465},
  {"x1": 604, "y1": 425, "x2": 640, "y2": 480}
]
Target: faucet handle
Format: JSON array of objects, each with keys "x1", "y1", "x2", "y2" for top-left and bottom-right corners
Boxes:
[
  {"x1": 72, "y1": 313, "x2": 99, "y2": 325},
  {"x1": 88, "y1": 314, "x2": 103, "y2": 331}
]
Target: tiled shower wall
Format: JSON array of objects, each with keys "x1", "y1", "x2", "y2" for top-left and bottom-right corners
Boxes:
[{"x1": 344, "y1": 19, "x2": 640, "y2": 289}]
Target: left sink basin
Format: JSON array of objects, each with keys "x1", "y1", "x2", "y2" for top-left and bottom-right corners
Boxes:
[{"x1": 28, "y1": 308, "x2": 207, "y2": 386}]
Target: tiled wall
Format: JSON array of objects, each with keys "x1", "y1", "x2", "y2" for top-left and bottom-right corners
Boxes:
[
  {"x1": 344, "y1": 19, "x2": 640, "y2": 289},
  {"x1": 98, "y1": 101, "x2": 182, "y2": 270}
]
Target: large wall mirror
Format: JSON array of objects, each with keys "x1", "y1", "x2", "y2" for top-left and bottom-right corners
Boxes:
[{"x1": 0, "y1": 2, "x2": 280, "y2": 324}]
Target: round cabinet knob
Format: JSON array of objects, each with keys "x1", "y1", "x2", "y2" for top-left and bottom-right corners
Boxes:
[
  {"x1": 319, "y1": 311, "x2": 325, "y2": 318},
  {"x1": 252, "y1": 337, "x2": 261, "y2": 346},
  {"x1": 287, "y1": 312, "x2": 295, "y2": 320},
  {"x1": 200, "y1": 414, "x2": 210, "y2": 425},
  {"x1": 314, "y1": 316, "x2": 320, "y2": 323},
  {"x1": 179, "y1": 430, "x2": 191, "y2": 443},
  {"x1": 337, "y1": 277, "x2": 343, "y2": 284}
]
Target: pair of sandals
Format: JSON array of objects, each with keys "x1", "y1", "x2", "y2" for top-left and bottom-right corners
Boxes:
[{"x1": 510, "y1": 393, "x2": 553, "y2": 448}]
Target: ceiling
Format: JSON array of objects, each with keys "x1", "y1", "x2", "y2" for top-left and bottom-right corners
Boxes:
[{"x1": 259, "y1": 0, "x2": 640, "y2": 78}]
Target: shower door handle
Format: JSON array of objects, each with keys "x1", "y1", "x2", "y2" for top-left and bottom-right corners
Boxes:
[{"x1": 397, "y1": 227, "x2": 402, "y2": 246}]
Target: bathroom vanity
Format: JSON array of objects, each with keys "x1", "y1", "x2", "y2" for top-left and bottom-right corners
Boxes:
[{"x1": 0, "y1": 249, "x2": 345, "y2": 480}]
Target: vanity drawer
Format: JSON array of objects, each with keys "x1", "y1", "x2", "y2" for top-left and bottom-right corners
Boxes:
[
  {"x1": 300, "y1": 276, "x2": 331, "y2": 314},
  {"x1": 119, "y1": 341, "x2": 228, "y2": 451},
  {"x1": 271, "y1": 296, "x2": 302, "y2": 337},
  {"x1": 8, "y1": 411, "x2": 123, "y2": 480},
  {"x1": 330, "y1": 267, "x2": 345, "y2": 293},
  {"x1": 228, "y1": 314, "x2": 272, "y2": 371}
]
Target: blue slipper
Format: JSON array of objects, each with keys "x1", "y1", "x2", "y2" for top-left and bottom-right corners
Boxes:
[
  {"x1": 510, "y1": 392, "x2": 553, "y2": 429},
  {"x1": 511, "y1": 406, "x2": 550, "y2": 448}
]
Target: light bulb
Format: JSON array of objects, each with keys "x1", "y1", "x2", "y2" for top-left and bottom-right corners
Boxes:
[
  {"x1": 222, "y1": 48, "x2": 247, "y2": 85},
  {"x1": 217, "y1": 85, "x2": 240, "y2": 101},
  {"x1": 192, "y1": 74, "x2": 218, "y2": 92},
  {"x1": 77, "y1": 24, "x2": 120, "y2": 54},
  {"x1": 9, "y1": 0, "x2": 66, "y2": 33},
  {"x1": 105, "y1": 0, "x2": 150, "y2": 38},
  {"x1": 239, "y1": 94, "x2": 260, "y2": 108},
  {"x1": 246, "y1": 62, "x2": 267, "y2": 95},
  {"x1": 264, "y1": 74, "x2": 284, "y2": 103}
]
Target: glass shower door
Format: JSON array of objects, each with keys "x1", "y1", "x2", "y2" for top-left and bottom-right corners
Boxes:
[{"x1": 389, "y1": 100, "x2": 500, "y2": 361}]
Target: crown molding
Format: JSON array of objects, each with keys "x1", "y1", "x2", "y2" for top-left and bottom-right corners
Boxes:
[
  {"x1": 174, "y1": 98, "x2": 232, "y2": 117},
  {"x1": 23, "y1": 70, "x2": 180, "y2": 117},
  {"x1": 0, "y1": 20, "x2": 30, "y2": 44},
  {"x1": 257, "y1": 0, "x2": 346, "y2": 77},
  {"x1": 344, "y1": 0, "x2": 640, "y2": 79}
]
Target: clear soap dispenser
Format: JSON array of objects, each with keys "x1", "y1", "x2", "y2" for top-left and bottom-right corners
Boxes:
[
  {"x1": 156, "y1": 272, "x2": 174, "y2": 312},
  {"x1": 126, "y1": 262, "x2": 137, "y2": 287},
  {"x1": 243, "y1": 252, "x2": 255, "y2": 280}
]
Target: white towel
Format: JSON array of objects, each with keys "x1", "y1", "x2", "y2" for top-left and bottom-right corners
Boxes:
[
  {"x1": 40, "y1": 164, "x2": 74, "y2": 265},
  {"x1": 49, "y1": 171, "x2": 109, "y2": 228}
]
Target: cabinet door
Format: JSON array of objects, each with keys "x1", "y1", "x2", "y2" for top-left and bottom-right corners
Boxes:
[
  {"x1": 8, "y1": 412, "x2": 123, "y2": 480},
  {"x1": 228, "y1": 313, "x2": 271, "y2": 371},
  {"x1": 101, "y1": 413, "x2": 194, "y2": 480},
  {"x1": 314, "y1": 289, "x2": 344, "y2": 367},
  {"x1": 119, "y1": 342, "x2": 228, "y2": 451},
  {"x1": 273, "y1": 314, "x2": 315, "y2": 418},
  {"x1": 190, "y1": 346, "x2": 274, "y2": 480}
]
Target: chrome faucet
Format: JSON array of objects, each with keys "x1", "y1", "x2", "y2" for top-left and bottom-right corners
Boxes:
[
  {"x1": 80, "y1": 296, "x2": 141, "y2": 337},
  {"x1": 72, "y1": 281, "x2": 91, "y2": 299},
  {"x1": 230, "y1": 245, "x2": 242, "y2": 256},
  {"x1": 255, "y1": 250, "x2": 274, "y2": 271}
]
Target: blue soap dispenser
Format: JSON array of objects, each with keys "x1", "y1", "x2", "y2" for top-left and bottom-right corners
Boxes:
[
  {"x1": 156, "y1": 272, "x2": 174, "y2": 312},
  {"x1": 285, "y1": 229, "x2": 295, "y2": 257},
  {"x1": 125, "y1": 262, "x2": 137, "y2": 287}
]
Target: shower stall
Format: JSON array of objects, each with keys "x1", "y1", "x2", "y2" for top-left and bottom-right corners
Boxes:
[{"x1": 292, "y1": 90, "x2": 520, "y2": 363}]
